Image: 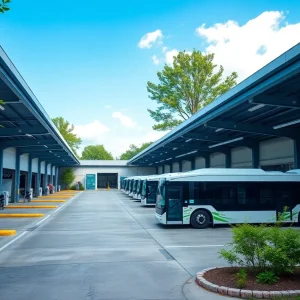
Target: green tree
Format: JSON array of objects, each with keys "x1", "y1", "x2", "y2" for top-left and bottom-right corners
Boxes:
[
  {"x1": 147, "y1": 50, "x2": 238, "y2": 131},
  {"x1": 120, "y1": 142, "x2": 152, "y2": 160},
  {"x1": 52, "y1": 117, "x2": 82, "y2": 155},
  {"x1": 81, "y1": 145, "x2": 113, "y2": 160},
  {"x1": 60, "y1": 168, "x2": 76, "y2": 189},
  {"x1": 0, "y1": 0, "x2": 11, "y2": 14}
]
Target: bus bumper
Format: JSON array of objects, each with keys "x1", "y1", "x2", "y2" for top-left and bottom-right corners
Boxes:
[{"x1": 155, "y1": 212, "x2": 166, "y2": 224}]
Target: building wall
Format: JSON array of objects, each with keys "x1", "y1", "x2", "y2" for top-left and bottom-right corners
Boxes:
[
  {"x1": 41, "y1": 161, "x2": 45, "y2": 174},
  {"x1": 231, "y1": 147, "x2": 252, "y2": 168},
  {"x1": 210, "y1": 153, "x2": 226, "y2": 168},
  {"x1": 158, "y1": 166, "x2": 163, "y2": 174},
  {"x1": 3, "y1": 147, "x2": 16, "y2": 169},
  {"x1": 182, "y1": 160, "x2": 192, "y2": 171},
  {"x1": 172, "y1": 162, "x2": 180, "y2": 172},
  {"x1": 195, "y1": 157, "x2": 206, "y2": 169},
  {"x1": 164, "y1": 164, "x2": 171, "y2": 173},
  {"x1": 260, "y1": 137, "x2": 294, "y2": 167},
  {"x1": 32, "y1": 158, "x2": 39, "y2": 173},
  {"x1": 20, "y1": 154, "x2": 29, "y2": 172},
  {"x1": 64, "y1": 166, "x2": 156, "y2": 189}
]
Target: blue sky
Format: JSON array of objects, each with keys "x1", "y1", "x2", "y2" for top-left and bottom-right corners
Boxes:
[{"x1": 1, "y1": 0, "x2": 300, "y2": 156}]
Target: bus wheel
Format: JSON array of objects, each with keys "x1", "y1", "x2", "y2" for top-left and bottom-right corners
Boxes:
[{"x1": 191, "y1": 210, "x2": 211, "y2": 229}]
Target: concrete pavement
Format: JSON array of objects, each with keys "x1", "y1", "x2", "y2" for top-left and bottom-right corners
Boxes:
[{"x1": 0, "y1": 190, "x2": 234, "y2": 300}]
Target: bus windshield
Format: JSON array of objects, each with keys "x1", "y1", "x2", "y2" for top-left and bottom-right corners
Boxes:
[{"x1": 156, "y1": 180, "x2": 165, "y2": 209}]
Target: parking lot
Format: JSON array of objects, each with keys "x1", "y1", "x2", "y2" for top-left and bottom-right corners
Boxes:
[{"x1": 0, "y1": 190, "x2": 236, "y2": 300}]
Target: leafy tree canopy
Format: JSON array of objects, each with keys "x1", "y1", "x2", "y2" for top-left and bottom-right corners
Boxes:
[
  {"x1": 120, "y1": 142, "x2": 152, "y2": 160},
  {"x1": 0, "y1": 0, "x2": 11, "y2": 14},
  {"x1": 147, "y1": 50, "x2": 238, "y2": 131},
  {"x1": 52, "y1": 117, "x2": 82, "y2": 155},
  {"x1": 81, "y1": 145, "x2": 113, "y2": 160},
  {"x1": 60, "y1": 168, "x2": 76, "y2": 189}
]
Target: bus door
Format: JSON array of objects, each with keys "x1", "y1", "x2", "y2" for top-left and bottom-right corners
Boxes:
[
  {"x1": 147, "y1": 184, "x2": 157, "y2": 204},
  {"x1": 166, "y1": 186, "x2": 183, "y2": 224},
  {"x1": 276, "y1": 188, "x2": 293, "y2": 221}
]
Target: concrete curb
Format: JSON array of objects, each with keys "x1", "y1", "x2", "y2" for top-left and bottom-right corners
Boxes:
[
  {"x1": 196, "y1": 267, "x2": 300, "y2": 299},
  {"x1": 0, "y1": 230, "x2": 16, "y2": 236},
  {"x1": 0, "y1": 214, "x2": 44, "y2": 218}
]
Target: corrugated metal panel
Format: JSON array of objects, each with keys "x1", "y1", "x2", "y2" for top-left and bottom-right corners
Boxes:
[
  {"x1": 164, "y1": 165, "x2": 171, "y2": 173},
  {"x1": 158, "y1": 166, "x2": 163, "y2": 174}
]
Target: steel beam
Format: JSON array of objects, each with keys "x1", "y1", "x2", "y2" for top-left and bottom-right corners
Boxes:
[
  {"x1": 0, "y1": 140, "x2": 58, "y2": 148},
  {"x1": 294, "y1": 139, "x2": 300, "y2": 168},
  {"x1": 251, "y1": 143, "x2": 260, "y2": 168},
  {"x1": 27, "y1": 153, "x2": 32, "y2": 192},
  {"x1": 18, "y1": 146, "x2": 63, "y2": 153},
  {"x1": 14, "y1": 149, "x2": 21, "y2": 202},
  {"x1": 205, "y1": 120, "x2": 296, "y2": 139},
  {"x1": 0, "y1": 126, "x2": 48, "y2": 137},
  {"x1": 36, "y1": 158, "x2": 41, "y2": 196},
  {"x1": 251, "y1": 95, "x2": 300, "y2": 109},
  {"x1": 0, "y1": 148, "x2": 3, "y2": 190}
]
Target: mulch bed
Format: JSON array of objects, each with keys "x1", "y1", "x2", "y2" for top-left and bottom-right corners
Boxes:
[{"x1": 204, "y1": 267, "x2": 300, "y2": 291}]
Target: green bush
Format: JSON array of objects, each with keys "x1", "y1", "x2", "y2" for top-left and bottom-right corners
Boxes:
[
  {"x1": 79, "y1": 182, "x2": 84, "y2": 190},
  {"x1": 60, "y1": 168, "x2": 76, "y2": 189},
  {"x1": 256, "y1": 271, "x2": 279, "y2": 284},
  {"x1": 219, "y1": 209, "x2": 300, "y2": 276},
  {"x1": 235, "y1": 269, "x2": 247, "y2": 289}
]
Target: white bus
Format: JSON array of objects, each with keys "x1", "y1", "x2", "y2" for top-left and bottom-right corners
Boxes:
[
  {"x1": 141, "y1": 173, "x2": 181, "y2": 206},
  {"x1": 132, "y1": 176, "x2": 147, "y2": 200},
  {"x1": 155, "y1": 168, "x2": 300, "y2": 229}
]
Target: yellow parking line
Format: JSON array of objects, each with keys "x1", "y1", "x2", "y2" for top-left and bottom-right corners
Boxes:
[
  {"x1": 6, "y1": 206, "x2": 57, "y2": 209},
  {"x1": 31, "y1": 200, "x2": 66, "y2": 203},
  {"x1": 0, "y1": 230, "x2": 16, "y2": 236},
  {"x1": 0, "y1": 214, "x2": 44, "y2": 218}
]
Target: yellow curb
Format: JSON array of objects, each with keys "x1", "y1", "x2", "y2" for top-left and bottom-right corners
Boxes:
[
  {"x1": 6, "y1": 206, "x2": 57, "y2": 209},
  {"x1": 31, "y1": 200, "x2": 66, "y2": 203},
  {"x1": 0, "y1": 214, "x2": 44, "y2": 218},
  {"x1": 0, "y1": 230, "x2": 17, "y2": 236}
]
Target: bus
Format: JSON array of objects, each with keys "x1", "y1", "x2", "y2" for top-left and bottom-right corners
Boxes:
[
  {"x1": 133, "y1": 176, "x2": 147, "y2": 200},
  {"x1": 141, "y1": 173, "x2": 181, "y2": 206},
  {"x1": 155, "y1": 168, "x2": 300, "y2": 229}
]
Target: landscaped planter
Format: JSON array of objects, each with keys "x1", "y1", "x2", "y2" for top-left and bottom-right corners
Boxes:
[{"x1": 196, "y1": 267, "x2": 300, "y2": 299}]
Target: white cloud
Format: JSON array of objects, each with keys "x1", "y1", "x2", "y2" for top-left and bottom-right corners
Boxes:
[
  {"x1": 152, "y1": 55, "x2": 160, "y2": 65},
  {"x1": 112, "y1": 112, "x2": 136, "y2": 128},
  {"x1": 162, "y1": 46, "x2": 168, "y2": 53},
  {"x1": 138, "y1": 29, "x2": 163, "y2": 49},
  {"x1": 74, "y1": 120, "x2": 109, "y2": 146},
  {"x1": 165, "y1": 49, "x2": 179, "y2": 64},
  {"x1": 104, "y1": 105, "x2": 112, "y2": 109},
  {"x1": 196, "y1": 11, "x2": 300, "y2": 81}
]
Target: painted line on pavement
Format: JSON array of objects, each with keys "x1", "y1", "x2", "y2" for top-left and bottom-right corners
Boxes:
[
  {"x1": 0, "y1": 231, "x2": 28, "y2": 252},
  {"x1": 164, "y1": 245, "x2": 224, "y2": 248},
  {"x1": 0, "y1": 192, "x2": 82, "y2": 253}
]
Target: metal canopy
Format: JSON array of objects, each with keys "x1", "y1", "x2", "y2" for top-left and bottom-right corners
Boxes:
[
  {"x1": 128, "y1": 43, "x2": 300, "y2": 166},
  {"x1": 0, "y1": 47, "x2": 79, "y2": 166}
]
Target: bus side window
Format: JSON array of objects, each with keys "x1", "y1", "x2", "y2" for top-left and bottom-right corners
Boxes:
[
  {"x1": 259, "y1": 187, "x2": 274, "y2": 206},
  {"x1": 214, "y1": 185, "x2": 236, "y2": 207}
]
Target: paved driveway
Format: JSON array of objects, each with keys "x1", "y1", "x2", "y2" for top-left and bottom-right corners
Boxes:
[{"x1": 0, "y1": 190, "x2": 234, "y2": 300}]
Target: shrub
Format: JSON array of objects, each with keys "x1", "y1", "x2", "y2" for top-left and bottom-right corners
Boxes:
[
  {"x1": 256, "y1": 271, "x2": 279, "y2": 285},
  {"x1": 219, "y1": 209, "x2": 300, "y2": 276},
  {"x1": 236, "y1": 269, "x2": 247, "y2": 289}
]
